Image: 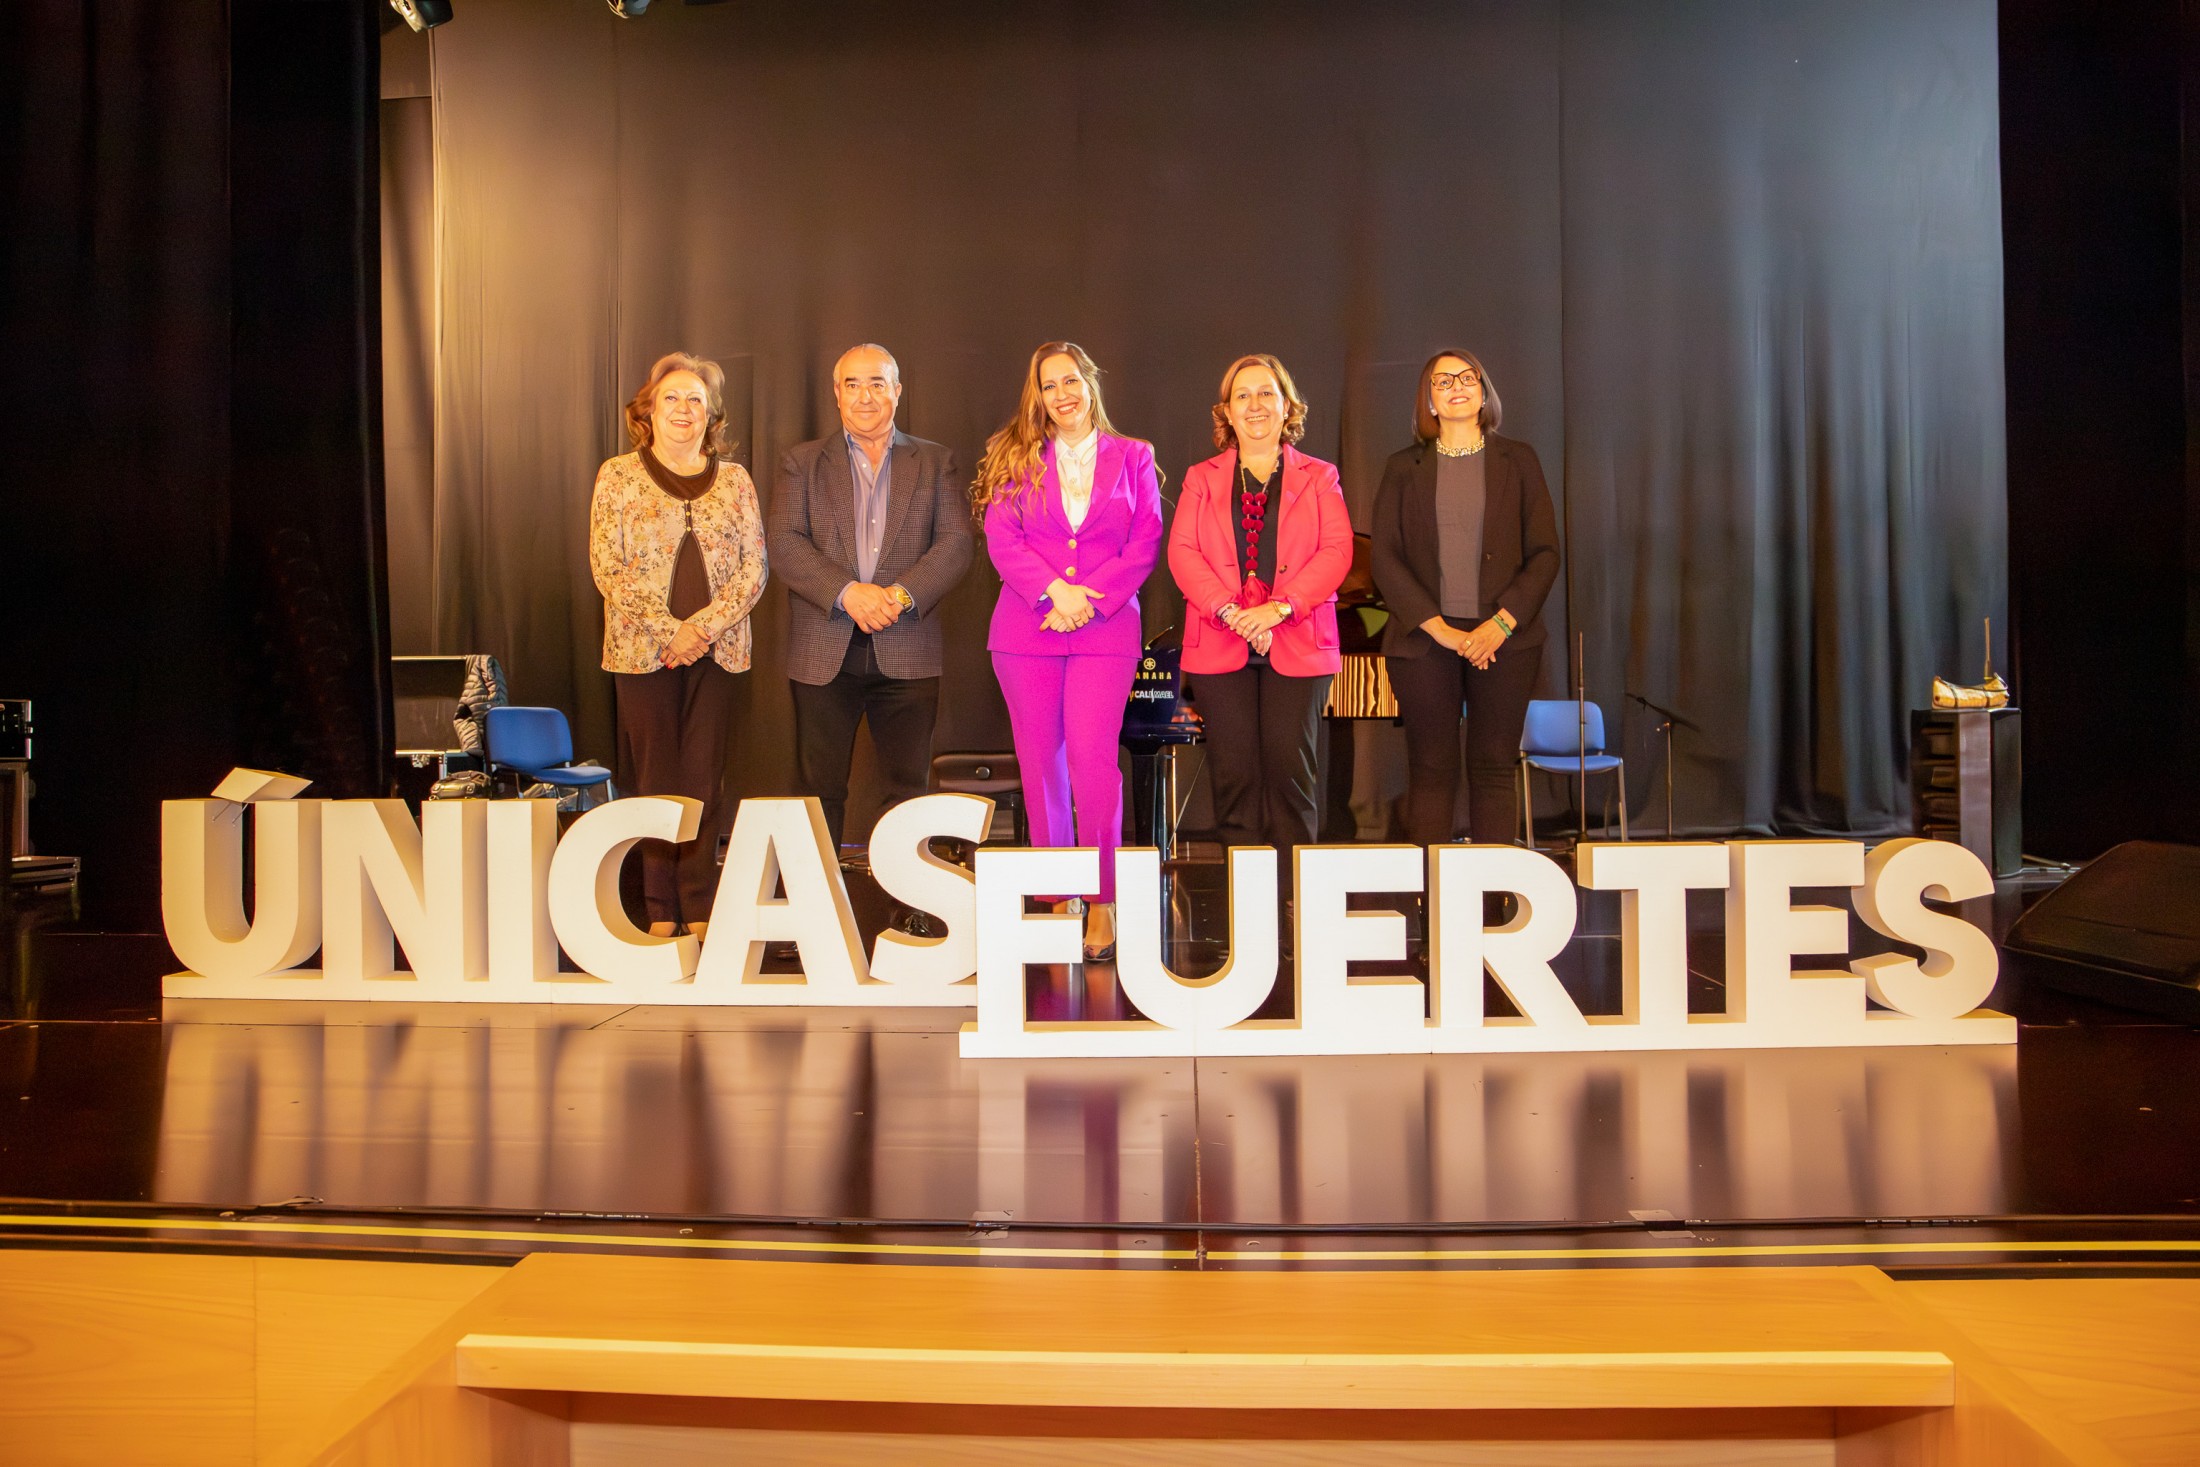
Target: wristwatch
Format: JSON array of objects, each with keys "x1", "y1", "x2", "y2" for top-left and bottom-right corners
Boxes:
[{"x1": 890, "y1": 584, "x2": 916, "y2": 616}]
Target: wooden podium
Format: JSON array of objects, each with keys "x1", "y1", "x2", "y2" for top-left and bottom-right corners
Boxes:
[
  {"x1": 279, "y1": 1255, "x2": 2123, "y2": 1466},
  {"x1": 6, "y1": 1247, "x2": 2187, "y2": 1464}
]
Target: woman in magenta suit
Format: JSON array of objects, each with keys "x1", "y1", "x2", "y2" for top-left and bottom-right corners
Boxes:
[
  {"x1": 975, "y1": 341, "x2": 1165, "y2": 960},
  {"x1": 1167, "y1": 353, "x2": 1353, "y2": 912}
]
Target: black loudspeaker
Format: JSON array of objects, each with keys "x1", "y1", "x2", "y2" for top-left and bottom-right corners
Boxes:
[{"x1": 2003, "y1": 841, "x2": 2200, "y2": 1022}]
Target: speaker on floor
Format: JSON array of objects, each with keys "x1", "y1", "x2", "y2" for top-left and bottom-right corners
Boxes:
[{"x1": 2003, "y1": 840, "x2": 2200, "y2": 1022}]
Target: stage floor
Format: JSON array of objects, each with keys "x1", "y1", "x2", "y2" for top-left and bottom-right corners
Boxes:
[{"x1": 4, "y1": 863, "x2": 2198, "y2": 1275}]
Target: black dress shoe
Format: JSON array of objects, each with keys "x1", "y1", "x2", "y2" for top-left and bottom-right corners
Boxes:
[{"x1": 895, "y1": 907, "x2": 941, "y2": 939}]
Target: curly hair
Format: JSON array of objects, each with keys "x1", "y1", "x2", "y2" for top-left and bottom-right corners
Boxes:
[
  {"x1": 973, "y1": 342, "x2": 1161, "y2": 513},
  {"x1": 624, "y1": 352, "x2": 735, "y2": 460},
  {"x1": 1210, "y1": 353, "x2": 1308, "y2": 450},
  {"x1": 1412, "y1": 348, "x2": 1503, "y2": 441}
]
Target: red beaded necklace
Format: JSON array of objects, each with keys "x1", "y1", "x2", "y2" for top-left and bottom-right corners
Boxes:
[{"x1": 1236, "y1": 458, "x2": 1275, "y2": 606}]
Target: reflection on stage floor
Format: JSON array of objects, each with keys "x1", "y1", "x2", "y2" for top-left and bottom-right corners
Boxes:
[{"x1": 2, "y1": 864, "x2": 2198, "y2": 1271}]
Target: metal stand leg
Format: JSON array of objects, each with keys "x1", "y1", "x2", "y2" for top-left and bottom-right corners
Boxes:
[
  {"x1": 1519, "y1": 759, "x2": 1535, "y2": 849},
  {"x1": 1661, "y1": 721, "x2": 1675, "y2": 840}
]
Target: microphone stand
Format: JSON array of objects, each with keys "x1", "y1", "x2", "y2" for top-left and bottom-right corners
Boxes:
[{"x1": 1626, "y1": 692, "x2": 1695, "y2": 840}]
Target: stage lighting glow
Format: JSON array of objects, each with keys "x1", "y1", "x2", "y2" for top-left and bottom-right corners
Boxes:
[{"x1": 389, "y1": 0, "x2": 453, "y2": 30}]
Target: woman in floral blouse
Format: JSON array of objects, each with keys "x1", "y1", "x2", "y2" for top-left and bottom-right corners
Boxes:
[{"x1": 589, "y1": 352, "x2": 767, "y2": 940}]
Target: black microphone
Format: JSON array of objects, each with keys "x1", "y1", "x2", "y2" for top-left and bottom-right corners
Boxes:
[{"x1": 1625, "y1": 691, "x2": 1697, "y2": 729}]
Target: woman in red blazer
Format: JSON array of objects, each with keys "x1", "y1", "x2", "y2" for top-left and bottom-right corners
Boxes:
[{"x1": 1167, "y1": 354, "x2": 1353, "y2": 902}]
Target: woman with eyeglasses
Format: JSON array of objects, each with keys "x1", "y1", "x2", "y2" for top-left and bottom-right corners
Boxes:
[
  {"x1": 1371, "y1": 349, "x2": 1559, "y2": 848},
  {"x1": 1168, "y1": 354, "x2": 1353, "y2": 920}
]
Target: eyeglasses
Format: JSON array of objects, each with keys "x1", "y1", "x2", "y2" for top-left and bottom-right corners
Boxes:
[{"x1": 1430, "y1": 371, "x2": 1481, "y2": 392}]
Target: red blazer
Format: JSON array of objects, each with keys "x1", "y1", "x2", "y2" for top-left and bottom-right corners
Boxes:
[{"x1": 1167, "y1": 444, "x2": 1354, "y2": 677}]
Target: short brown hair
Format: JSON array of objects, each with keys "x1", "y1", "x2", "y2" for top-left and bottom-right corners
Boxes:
[
  {"x1": 1413, "y1": 348, "x2": 1502, "y2": 441},
  {"x1": 625, "y1": 352, "x2": 735, "y2": 459},
  {"x1": 1211, "y1": 353, "x2": 1309, "y2": 450}
]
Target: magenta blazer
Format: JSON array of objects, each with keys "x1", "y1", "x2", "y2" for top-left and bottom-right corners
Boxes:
[
  {"x1": 1167, "y1": 443, "x2": 1353, "y2": 678},
  {"x1": 985, "y1": 433, "x2": 1165, "y2": 657}
]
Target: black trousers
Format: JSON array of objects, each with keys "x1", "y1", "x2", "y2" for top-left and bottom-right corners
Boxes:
[
  {"x1": 614, "y1": 660, "x2": 738, "y2": 927},
  {"x1": 1387, "y1": 623, "x2": 1541, "y2": 846},
  {"x1": 1192, "y1": 663, "x2": 1332, "y2": 892},
  {"x1": 791, "y1": 634, "x2": 940, "y2": 851}
]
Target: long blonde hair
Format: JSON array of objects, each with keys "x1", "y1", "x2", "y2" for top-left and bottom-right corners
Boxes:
[{"x1": 972, "y1": 342, "x2": 1129, "y2": 513}]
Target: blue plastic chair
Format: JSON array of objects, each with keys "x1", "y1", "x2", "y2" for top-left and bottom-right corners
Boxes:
[
  {"x1": 1518, "y1": 699, "x2": 1627, "y2": 845},
  {"x1": 486, "y1": 706, "x2": 613, "y2": 795}
]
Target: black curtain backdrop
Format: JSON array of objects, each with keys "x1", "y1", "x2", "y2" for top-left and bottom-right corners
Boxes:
[
  {"x1": 0, "y1": 0, "x2": 390, "y2": 928},
  {"x1": 1561, "y1": 2, "x2": 2006, "y2": 835},
  {"x1": 386, "y1": 0, "x2": 2007, "y2": 842},
  {"x1": 2000, "y1": 0, "x2": 2200, "y2": 860}
]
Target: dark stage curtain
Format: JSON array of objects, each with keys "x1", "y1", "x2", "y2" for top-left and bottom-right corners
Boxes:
[
  {"x1": 0, "y1": 1, "x2": 391, "y2": 927},
  {"x1": 2000, "y1": 0, "x2": 2198, "y2": 860},
  {"x1": 0, "y1": 2, "x2": 237, "y2": 929},
  {"x1": 386, "y1": 0, "x2": 2005, "y2": 840},
  {"x1": 1560, "y1": 1, "x2": 2007, "y2": 835}
]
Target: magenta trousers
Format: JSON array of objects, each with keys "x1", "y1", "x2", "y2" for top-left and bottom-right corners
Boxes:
[{"x1": 992, "y1": 650, "x2": 1139, "y2": 902}]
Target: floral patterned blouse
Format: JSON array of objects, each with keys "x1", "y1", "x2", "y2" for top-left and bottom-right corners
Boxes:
[{"x1": 588, "y1": 451, "x2": 768, "y2": 674}]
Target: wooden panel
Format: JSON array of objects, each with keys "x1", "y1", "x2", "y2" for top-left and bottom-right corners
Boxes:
[
  {"x1": 568, "y1": 1418, "x2": 1835, "y2": 1466},
  {"x1": 460, "y1": 1333, "x2": 1952, "y2": 1410},
  {"x1": 1834, "y1": 1271, "x2": 2131, "y2": 1467},
  {"x1": 277, "y1": 1274, "x2": 573, "y2": 1467},
  {"x1": 0, "y1": 1250, "x2": 515, "y2": 1466},
  {"x1": 15, "y1": 1247, "x2": 2186, "y2": 1467},
  {"x1": 311, "y1": 1364, "x2": 569, "y2": 1467},
  {"x1": 566, "y1": 1396, "x2": 1840, "y2": 1466},
  {"x1": 255, "y1": 1257, "x2": 504, "y2": 1460},
  {"x1": 1901, "y1": 1279, "x2": 2200, "y2": 1467},
  {"x1": 460, "y1": 1255, "x2": 1947, "y2": 1373},
  {"x1": 0, "y1": 1249, "x2": 256, "y2": 1467},
  {"x1": 0, "y1": 1247, "x2": 2114, "y2": 1466}
]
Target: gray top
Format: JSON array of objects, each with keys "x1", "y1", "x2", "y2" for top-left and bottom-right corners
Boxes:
[{"x1": 1434, "y1": 448, "x2": 1486, "y2": 618}]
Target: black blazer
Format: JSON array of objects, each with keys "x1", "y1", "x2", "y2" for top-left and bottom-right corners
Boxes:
[{"x1": 1370, "y1": 433, "x2": 1560, "y2": 657}]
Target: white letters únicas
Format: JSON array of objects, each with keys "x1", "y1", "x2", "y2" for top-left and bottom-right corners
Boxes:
[{"x1": 163, "y1": 771, "x2": 2012, "y2": 1057}]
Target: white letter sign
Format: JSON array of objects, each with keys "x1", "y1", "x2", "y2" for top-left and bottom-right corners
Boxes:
[{"x1": 161, "y1": 774, "x2": 2015, "y2": 1054}]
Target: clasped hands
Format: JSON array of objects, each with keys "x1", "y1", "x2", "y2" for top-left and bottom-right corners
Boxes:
[
  {"x1": 1043, "y1": 579, "x2": 1104, "y2": 634},
  {"x1": 1222, "y1": 598, "x2": 1289, "y2": 657},
  {"x1": 663, "y1": 620, "x2": 713, "y2": 668},
  {"x1": 842, "y1": 582, "x2": 908, "y2": 634},
  {"x1": 1426, "y1": 615, "x2": 1508, "y2": 670}
]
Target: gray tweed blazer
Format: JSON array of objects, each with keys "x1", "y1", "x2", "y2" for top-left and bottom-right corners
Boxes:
[{"x1": 768, "y1": 428, "x2": 974, "y2": 685}]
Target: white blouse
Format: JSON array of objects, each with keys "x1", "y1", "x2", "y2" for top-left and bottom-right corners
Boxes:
[{"x1": 1056, "y1": 430, "x2": 1099, "y2": 530}]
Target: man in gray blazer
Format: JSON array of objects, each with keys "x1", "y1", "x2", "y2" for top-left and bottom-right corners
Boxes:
[{"x1": 769, "y1": 343, "x2": 973, "y2": 852}]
